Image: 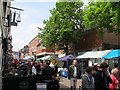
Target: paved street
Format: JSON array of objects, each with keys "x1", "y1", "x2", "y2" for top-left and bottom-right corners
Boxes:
[
  {"x1": 1, "y1": 76, "x2": 81, "y2": 90},
  {"x1": 59, "y1": 77, "x2": 82, "y2": 90}
]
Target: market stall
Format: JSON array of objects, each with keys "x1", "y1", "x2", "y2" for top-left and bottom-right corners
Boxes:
[
  {"x1": 55, "y1": 54, "x2": 75, "y2": 78},
  {"x1": 102, "y1": 49, "x2": 120, "y2": 69},
  {"x1": 36, "y1": 55, "x2": 54, "y2": 61},
  {"x1": 76, "y1": 50, "x2": 111, "y2": 59},
  {"x1": 102, "y1": 49, "x2": 120, "y2": 59},
  {"x1": 76, "y1": 50, "x2": 111, "y2": 75}
]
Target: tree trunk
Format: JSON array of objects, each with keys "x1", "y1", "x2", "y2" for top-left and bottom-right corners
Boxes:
[{"x1": 65, "y1": 43, "x2": 69, "y2": 55}]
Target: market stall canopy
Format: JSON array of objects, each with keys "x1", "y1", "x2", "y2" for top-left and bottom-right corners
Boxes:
[
  {"x1": 36, "y1": 58, "x2": 42, "y2": 61},
  {"x1": 37, "y1": 55, "x2": 53, "y2": 61},
  {"x1": 103, "y1": 49, "x2": 120, "y2": 59},
  {"x1": 55, "y1": 54, "x2": 75, "y2": 61},
  {"x1": 76, "y1": 50, "x2": 111, "y2": 59},
  {"x1": 23, "y1": 56, "x2": 32, "y2": 60},
  {"x1": 36, "y1": 52, "x2": 55, "y2": 56}
]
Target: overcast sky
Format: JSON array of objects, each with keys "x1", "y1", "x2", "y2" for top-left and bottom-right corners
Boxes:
[{"x1": 11, "y1": 0, "x2": 88, "y2": 51}]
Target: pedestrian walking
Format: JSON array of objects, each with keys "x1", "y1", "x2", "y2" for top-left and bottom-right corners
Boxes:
[
  {"x1": 109, "y1": 68, "x2": 119, "y2": 90},
  {"x1": 94, "y1": 62, "x2": 112, "y2": 90},
  {"x1": 68, "y1": 60, "x2": 78, "y2": 90},
  {"x1": 41, "y1": 61, "x2": 55, "y2": 80},
  {"x1": 31, "y1": 63, "x2": 37, "y2": 76},
  {"x1": 82, "y1": 66, "x2": 95, "y2": 90}
]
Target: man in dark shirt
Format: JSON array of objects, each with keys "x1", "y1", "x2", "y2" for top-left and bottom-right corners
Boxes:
[
  {"x1": 94, "y1": 62, "x2": 112, "y2": 90},
  {"x1": 42, "y1": 61, "x2": 55, "y2": 80},
  {"x1": 41, "y1": 61, "x2": 58, "y2": 90}
]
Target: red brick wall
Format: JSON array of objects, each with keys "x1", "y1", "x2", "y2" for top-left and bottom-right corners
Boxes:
[
  {"x1": 75, "y1": 30, "x2": 103, "y2": 51},
  {"x1": 72, "y1": 30, "x2": 120, "y2": 54},
  {"x1": 29, "y1": 36, "x2": 39, "y2": 56},
  {"x1": 29, "y1": 36, "x2": 55, "y2": 56},
  {"x1": 103, "y1": 32, "x2": 120, "y2": 49},
  {"x1": 103, "y1": 32, "x2": 120, "y2": 45}
]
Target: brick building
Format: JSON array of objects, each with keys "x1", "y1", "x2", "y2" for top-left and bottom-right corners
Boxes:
[
  {"x1": 29, "y1": 36, "x2": 39, "y2": 56},
  {"x1": 103, "y1": 32, "x2": 120, "y2": 49},
  {"x1": 71, "y1": 30, "x2": 120, "y2": 56},
  {"x1": 28, "y1": 35, "x2": 55, "y2": 58}
]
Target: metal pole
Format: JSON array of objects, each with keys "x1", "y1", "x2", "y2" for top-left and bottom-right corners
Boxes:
[{"x1": 8, "y1": 6, "x2": 24, "y2": 11}]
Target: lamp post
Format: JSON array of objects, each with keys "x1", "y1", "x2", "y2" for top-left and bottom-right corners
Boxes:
[{"x1": 7, "y1": 6, "x2": 23, "y2": 26}]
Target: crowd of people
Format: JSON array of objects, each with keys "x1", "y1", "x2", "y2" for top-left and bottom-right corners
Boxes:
[
  {"x1": 2, "y1": 60, "x2": 58, "y2": 80},
  {"x1": 2, "y1": 59, "x2": 60, "y2": 90},
  {"x1": 68, "y1": 60, "x2": 120, "y2": 90},
  {"x1": 82, "y1": 62, "x2": 120, "y2": 90},
  {"x1": 2, "y1": 59, "x2": 120, "y2": 90}
]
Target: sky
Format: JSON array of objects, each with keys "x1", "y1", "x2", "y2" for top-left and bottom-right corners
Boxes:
[{"x1": 11, "y1": 0, "x2": 88, "y2": 51}]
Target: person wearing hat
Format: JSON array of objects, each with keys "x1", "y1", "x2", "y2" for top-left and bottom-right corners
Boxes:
[
  {"x1": 93, "y1": 63, "x2": 100, "y2": 71},
  {"x1": 94, "y1": 62, "x2": 112, "y2": 90}
]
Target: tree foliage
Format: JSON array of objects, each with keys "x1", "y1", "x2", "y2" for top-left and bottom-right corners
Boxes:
[
  {"x1": 38, "y1": 1, "x2": 84, "y2": 55},
  {"x1": 38, "y1": 0, "x2": 120, "y2": 55},
  {"x1": 83, "y1": 1, "x2": 120, "y2": 34}
]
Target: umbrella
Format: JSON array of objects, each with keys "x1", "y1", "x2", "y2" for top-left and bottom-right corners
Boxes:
[
  {"x1": 55, "y1": 54, "x2": 75, "y2": 61},
  {"x1": 103, "y1": 49, "x2": 120, "y2": 59}
]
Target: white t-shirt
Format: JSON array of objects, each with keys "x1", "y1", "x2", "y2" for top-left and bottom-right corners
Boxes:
[
  {"x1": 32, "y1": 66, "x2": 37, "y2": 75},
  {"x1": 73, "y1": 66, "x2": 77, "y2": 77}
]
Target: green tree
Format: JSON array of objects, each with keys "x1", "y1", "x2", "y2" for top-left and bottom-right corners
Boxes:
[
  {"x1": 38, "y1": 1, "x2": 84, "y2": 55},
  {"x1": 83, "y1": 1, "x2": 120, "y2": 34}
]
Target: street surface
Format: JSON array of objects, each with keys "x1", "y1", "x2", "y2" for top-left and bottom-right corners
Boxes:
[
  {"x1": 0, "y1": 76, "x2": 82, "y2": 90},
  {"x1": 59, "y1": 77, "x2": 82, "y2": 90}
]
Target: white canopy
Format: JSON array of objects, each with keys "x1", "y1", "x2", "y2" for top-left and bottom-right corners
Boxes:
[
  {"x1": 76, "y1": 50, "x2": 111, "y2": 59},
  {"x1": 40, "y1": 55, "x2": 53, "y2": 60},
  {"x1": 23, "y1": 56, "x2": 32, "y2": 60},
  {"x1": 36, "y1": 52, "x2": 55, "y2": 56}
]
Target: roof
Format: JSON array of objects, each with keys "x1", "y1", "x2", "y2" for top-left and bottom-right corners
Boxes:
[
  {"x1": 55, "y1": 54, "x2": 75, "y2": 61},
  {"x1": 36, "y1": 55, "x2": 53, "y2": 61},
  {"x1": 36, "y1": 52, "x2": 55, "y2": 56},
  {"x1": 103, "y1": 49, "x2": 120, "y2": 59},
  {"x1": 76, "y1": 50, "x2": 111, "y2": 59}
]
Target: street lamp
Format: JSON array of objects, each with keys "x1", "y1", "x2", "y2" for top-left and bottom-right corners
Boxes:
[{"x1": 7, "y1": 6, "x2": 23, "y2": 26}]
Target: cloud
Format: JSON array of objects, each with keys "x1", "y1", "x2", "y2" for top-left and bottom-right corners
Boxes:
[
  {"x1": 21, "y1": 14, "x2": 30, "y2": 20},
  {"x1": 12, "y1": 0, "x2": 59, "y2": 2},
  {"x1": 11, "y1": 2, "x2": 55, "y2": 51},
  {"x1": 12, "y1": 39, "x2": 27, "y2": 51},
  {"x1": 29, "y1": 23, "x2": 45, "y2": 30},
  {"x1": 11, "y1": 0, "x2": 89, "y2": 2}
]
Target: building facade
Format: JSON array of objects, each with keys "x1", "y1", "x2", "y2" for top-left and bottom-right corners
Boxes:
[
  {"x1": 71, "y1": 30, "x2": 120, "y2": 55},
  {"x1": 28, "y1": 35, "x2": 55, "y2": 59},
  {"x1": 0, "y1": 0, "x2": 12, "y2": 70},
  {"x1": 0, "y1": 0, "x2": 12, "y2": 89}
]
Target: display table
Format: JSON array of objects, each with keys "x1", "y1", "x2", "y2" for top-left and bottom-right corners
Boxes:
[{"x1": 59, "y1": 68, "x2": 68, "y2": 78}]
